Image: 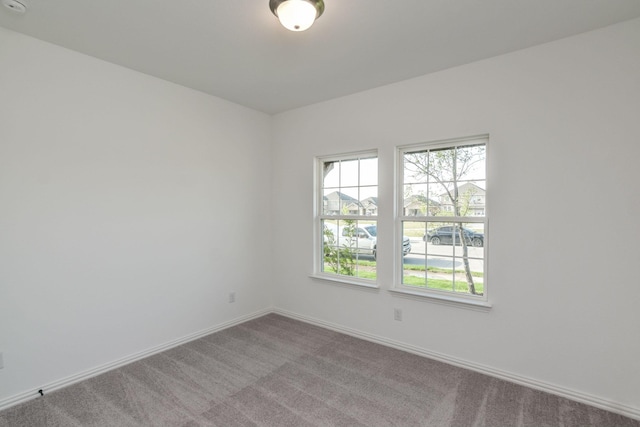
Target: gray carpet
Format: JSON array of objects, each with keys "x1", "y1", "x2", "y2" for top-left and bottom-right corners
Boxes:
[{"x1": 0, "y1": 314, "x2": 638, "y2": 426}]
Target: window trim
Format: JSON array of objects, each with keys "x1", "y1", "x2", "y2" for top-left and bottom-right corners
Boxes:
[
  {"x1": 313, "y1": 149, "x2": 379, "y2": 287},
  {"x1": 388, "y1": 288, "x2": 492, "y2": 312},
  {"x1": 395, "y1": 135, "x2": 490, "y2": 307}
]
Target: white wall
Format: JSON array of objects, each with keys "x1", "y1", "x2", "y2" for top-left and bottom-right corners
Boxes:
[
  {"x1": 1, "y1": 15, "x2": 639, "y2": 416},
  {"x1": 0, "y1": 27, "x2": 273, "y2": 402},
  {"x1": 272, "y1": 18, "x2": 640, "y2": 412}
]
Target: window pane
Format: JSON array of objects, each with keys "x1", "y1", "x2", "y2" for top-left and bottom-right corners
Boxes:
[
  {"x1": 428, "y1": 147, "x2": 456, "y2": 183},
  {"x1": 402, "y1": 221, "x2": 423, "y2": 286},
  {"x1": 403, "y1": 184, "x2": 428, "y2": 216},
  {"x1": 403, "y1": 221, "x2": 425, "y2": 247},
  {"x1": 428, "y1": 182, "x2": 453, "y2": 217},
  {"x1": 354, "y1": 220, "x2": 377, "y2": 280},
  {"x1": 403, "y1": 144, "x2": 487, "y2": 218},
  {"x1": 459, "y1": 222, "x2": 485, "y2": 252},
  {"x1": 402, "y1": 220, "x2": 484, "y2": 296},
  {"x1": 360, "y1": 186, "x2": 378, "y2": 216},
  {"x1": 456, "y1": 181, "x2": 486, "y2": 217},
  {"x1": 427, "y1": 256, "x2": 455, "y2": 292},
  {"x1": 340, "y1": 159, "x2": 359, "y2": 187},
  {"x1": 454, "y1": 257, "x2": 484, "y2": 295},
  {"x1": 322, "y1": 157, "x2": 378, "y2": 217},
  {"x1": 322, "y1": 219, "x2": 377, "y2": 279},
  {"x1": 404, "y1": 151, "x2": 429, "y2": 184},
  {"x1": 425, "y1": 221, "x2": 455, "y2": 248},
  {"x1": 323, "y1": 189, "x2": 341, "y2": 215},
  {"x1": 398, "y1": 139, "x2": 487, "y2": 299},
  {"x1": 360, "y1": 157, "x2": 378, "y2": 186},
  {"x1": 322, "y1": 219, "x2": 338, "y2": 273},
  {"x1": 426, "y1": 222, "x2": 484, "y2": 251},
  {"x1": 323, "y1": 161, "x2": 339, "y2": 188},
  {"x1": 340, "y1": 187, "x2": 360, "y2": 215},
  {"x1": 456, "y1": 144, "x2": 486, "y2": 181}
]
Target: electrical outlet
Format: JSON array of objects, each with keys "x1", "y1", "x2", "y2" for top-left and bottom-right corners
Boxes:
[
  {"x1": 228, "y1": 292, "x2": 236, "y2": 303},
  {"x1": 0, "y1": 352, "x2": 4, "y2": 369},
  {"x1": 394, "y1": 308, "x2": 402, "y2": 321}
]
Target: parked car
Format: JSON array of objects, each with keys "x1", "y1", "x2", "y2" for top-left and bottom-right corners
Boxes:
[
  {"x1": 324, "y1": 224, "x2": 411, "y2": 259},
  {"x1": 423, "y1": 226, "x2": 484, "y2": 247}
]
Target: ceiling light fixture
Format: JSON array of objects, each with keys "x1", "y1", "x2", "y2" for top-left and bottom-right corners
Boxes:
[
  {"x1": 2, "y1": 0, "x2": 27, "y2": 13},
  {"x1": 269, "y1": 0, "x2": 324, "y2": 32}
]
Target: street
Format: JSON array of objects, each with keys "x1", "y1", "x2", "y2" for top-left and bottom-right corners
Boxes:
[{"x1": 403, "y1": 239, "x2": 484, "y2": 272}]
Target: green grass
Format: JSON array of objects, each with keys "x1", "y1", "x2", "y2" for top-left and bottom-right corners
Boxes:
[
  {"x1": 323, "y1": 262, "x2": 484, "y2": 294},
  {"x1": 351, "y1": 259, "x2": 483, "y2": 278},
  {"x1": 403, "y1": 275, "x2": 484, "y2": 293},
  {"x1": 323, "y1": 265, "x2": 377, "y2": 280},
  {"x1": 355, "y1": 270, "x2": 377, "y2": 280}
]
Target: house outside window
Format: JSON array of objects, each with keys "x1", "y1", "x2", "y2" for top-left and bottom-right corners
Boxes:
[
  {"x1": 315, "y1": 151, "x2": 378, "y2": 285},
  {"x1": 397, "y1": 136, "x2": 488, "y2": 305}
]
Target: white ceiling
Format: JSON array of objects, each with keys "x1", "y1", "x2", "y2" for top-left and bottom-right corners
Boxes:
[{"x1": 1, "y1": 0, "x2": 640, "y2": 114}]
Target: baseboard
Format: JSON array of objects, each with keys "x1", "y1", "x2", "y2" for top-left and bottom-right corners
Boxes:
[
  {"x1": 3, "y1": 307, "x2": 639, "y2": 421},
  {"x1": 0, "y1": 308, "x2": 272, "y2": 412},
  {"x1": 273, "y1": 308, "x2": 640, "y2": 422}
]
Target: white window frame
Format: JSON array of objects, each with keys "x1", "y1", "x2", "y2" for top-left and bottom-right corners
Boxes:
[
  {"x1": 311, "y1": 150, "x2": 379, "y2": 289},
  {"x1": 394, "y1": 136, "x2": 490, "y2": 309}
]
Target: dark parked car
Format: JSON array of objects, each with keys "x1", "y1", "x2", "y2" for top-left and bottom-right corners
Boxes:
[{"x1": 424, "y1": 226, "x2": 484, "y2": 247}]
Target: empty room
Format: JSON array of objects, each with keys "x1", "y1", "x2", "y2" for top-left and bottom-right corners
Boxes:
[{"x1": 1, "y1": 1, "x2": 639, "y2": 425}]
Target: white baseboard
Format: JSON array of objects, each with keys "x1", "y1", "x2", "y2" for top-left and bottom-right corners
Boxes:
[
  {"x1": 0, "y1": 308, "x2": 272, "y2": 412},
  {"x1": 3, "y1": 307, "x2": 638, "y2": 422},
  {"x1": 273, "y1": 308, "x2": 640, "y2": 422}
]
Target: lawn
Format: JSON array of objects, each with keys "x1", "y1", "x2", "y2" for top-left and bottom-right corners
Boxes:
[
  {"x1": 323, "y1": 261, "x2": 484, "y2": 294},
  {"x1": 402, "y1": 275, "x2": 484, "y2": 294}
]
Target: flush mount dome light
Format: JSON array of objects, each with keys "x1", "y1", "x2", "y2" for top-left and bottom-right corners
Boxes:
[
  {"x1": 2, "y1": 0, "x2": 27, "y2": 13},
  {"x1": 269, "y1": 0, "x2": 324, "y2": 32}
]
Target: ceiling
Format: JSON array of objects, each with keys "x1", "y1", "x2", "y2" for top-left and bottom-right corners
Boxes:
[{"x1": 1, "y1": 0, "x2": 640, "y2": 114}]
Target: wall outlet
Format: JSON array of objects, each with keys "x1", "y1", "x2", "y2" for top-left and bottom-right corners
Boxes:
[
  {"x1": 228, "y1": 292, "x2": 236, "y2": 303},
  {"x1": 394, "y1": 308, "x2": 402, "y2": 321},
  {"x1": 0, "y1": 352, "x2": 4, "y2": 369}
]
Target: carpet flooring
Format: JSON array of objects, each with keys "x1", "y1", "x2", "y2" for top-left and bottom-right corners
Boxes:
[{"x1": 0, "y1": 313, "x2": 638, "y2": 426}]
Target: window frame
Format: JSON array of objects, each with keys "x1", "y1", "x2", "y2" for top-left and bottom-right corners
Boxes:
[
  {"x1": 312, "y1": 150, "x2": 379, "y2": 288},
  {"x1": 395, "y1": 136, "x2": 490, "y2": 308}
]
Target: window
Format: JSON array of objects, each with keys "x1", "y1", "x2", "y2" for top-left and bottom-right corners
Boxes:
[
  {"x1": 315, "y1": 151, "x2": 378, "y2": 285},
  {"x1": 397, "y1": 136, "x2": 488, "y2": 304}
]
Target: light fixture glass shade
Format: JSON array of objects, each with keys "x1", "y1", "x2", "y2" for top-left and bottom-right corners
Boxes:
[{"x1": 276, "y1": 0, "x2": 318, "y2": 31}]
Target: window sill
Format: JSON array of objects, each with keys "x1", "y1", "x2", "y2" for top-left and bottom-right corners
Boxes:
[
  {"x1": 309, "y1": 273, "x2": 380, "y2": 292},
  {"x1": 388, "y1": 288, "x2": 492, "y2": 312}
]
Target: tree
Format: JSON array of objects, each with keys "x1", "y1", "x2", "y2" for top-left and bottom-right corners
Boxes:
[
  {"x1": 323, "y1": 220, "x2": 357, "y2": 276},
  {"x1": 404, "y1": 144, "x2": 485, "y2": 295}
]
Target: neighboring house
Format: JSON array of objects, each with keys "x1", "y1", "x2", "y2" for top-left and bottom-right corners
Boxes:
[
  {"x1": 323, "y1": 193, "x2": 377, "y2": 216},
  {"x1": 323, "y1": 191, "x2": 361, "y2": 215},
  {"x1": 403, "y1": 195, "x2": 440, "y2": 216},
  {"x1": 438, "y1": 182, "x2": 485, "y2": 216},
  {"x1": 325, "y1": 184, "x2": 483, "y2": 216},
  {"x1": 360, "y1": 197, "x2": 378, "y2": 216}
]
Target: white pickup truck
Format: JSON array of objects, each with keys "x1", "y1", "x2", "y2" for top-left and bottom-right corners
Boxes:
[{"x1": 324, "y1": 224, "x2": 411, "y2": 259}]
